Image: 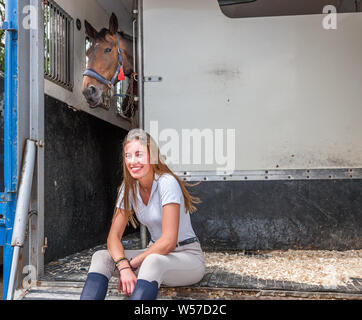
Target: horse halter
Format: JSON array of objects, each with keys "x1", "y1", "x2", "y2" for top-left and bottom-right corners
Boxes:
[{"x1": 83, "y1": 33, "x2": 125, "y2": 89}]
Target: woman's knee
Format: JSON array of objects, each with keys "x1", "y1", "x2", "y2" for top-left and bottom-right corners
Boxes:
[
  {"x1": 137, "y1": 254, "x2": 166, "y2": 280},
  {"x1": 91, "y1": 250, "x2": 112, "y2": 264},
  {"x1": 88, "y1": 250, "x2": 114, "y2": 279},
  {"x1": 142, "y1": 253, "x2": 166, "y2": 268}
]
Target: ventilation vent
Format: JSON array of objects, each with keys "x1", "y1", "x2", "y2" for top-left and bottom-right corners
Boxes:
[{"x1": 44, "y1": 0, "x2": 74, "y2": 91}]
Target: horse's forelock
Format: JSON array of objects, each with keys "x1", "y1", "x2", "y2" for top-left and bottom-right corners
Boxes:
[{"x1": 96, "y1": 28, "x2": 111, "y2": 40}]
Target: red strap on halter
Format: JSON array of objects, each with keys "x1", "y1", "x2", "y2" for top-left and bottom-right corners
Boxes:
[{"x1": 118, "y1": 67, "x2": 125, "y2": 81}]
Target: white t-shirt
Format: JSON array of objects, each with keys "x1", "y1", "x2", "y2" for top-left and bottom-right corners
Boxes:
[{"x1": 116, "y1": 172, "x2": 197, "y2": 243}]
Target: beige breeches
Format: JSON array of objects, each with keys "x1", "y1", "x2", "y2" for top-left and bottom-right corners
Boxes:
[{"x1": 88, "y1": 241, "x2": 206, "y2": 288}]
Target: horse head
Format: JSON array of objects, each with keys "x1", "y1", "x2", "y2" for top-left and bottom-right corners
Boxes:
[{"x1": 82, "y1": 13, "x2": 133, "y2": 108}]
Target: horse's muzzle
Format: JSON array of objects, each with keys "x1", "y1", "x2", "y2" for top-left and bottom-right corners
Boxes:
[{"x1": 83, "y1": 85, "x2": 102, "y2": 108}]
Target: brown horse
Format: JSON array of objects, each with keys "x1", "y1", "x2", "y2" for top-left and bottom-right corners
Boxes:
[{"x1": 82, "y1": 13, "x2": 136, "y2": 115}]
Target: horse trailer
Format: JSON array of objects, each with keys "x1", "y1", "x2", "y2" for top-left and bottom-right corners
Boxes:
[{"x1": 1, "y1": 0, "x2": 361, "y2": 300}]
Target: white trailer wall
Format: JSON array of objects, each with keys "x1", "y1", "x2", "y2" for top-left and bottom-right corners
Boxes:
[{"x1": 143, "y1": 0, "x2": 362, "y2": 173}]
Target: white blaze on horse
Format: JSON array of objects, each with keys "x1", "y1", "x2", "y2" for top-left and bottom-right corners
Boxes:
[{"x1": 82, "y1": 13, "x2": 134, "y2": 111}]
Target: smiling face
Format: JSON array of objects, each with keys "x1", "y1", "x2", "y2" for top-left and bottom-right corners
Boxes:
[{"x1": 124, "y1": 139, "x2": 153, "y2": 180}]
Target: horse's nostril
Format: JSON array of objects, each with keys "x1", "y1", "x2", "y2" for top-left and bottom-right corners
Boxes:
[
  {"x1": 89, "y1": 85, "x2": 96, "y2": 95},
  {"x1": 83, "y1": 85, "x2": 97, "y2": 100}
]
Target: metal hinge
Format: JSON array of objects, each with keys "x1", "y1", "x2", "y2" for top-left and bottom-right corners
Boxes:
[
  {"x1": 1, "y1": 21, "x2": 18, "y2": 40},
  {"x1": 35, "y1": 140, "x2": 45, "y2": 148},
  {"x1": 0, "y1": 192, "x2": 12, "y2": 203},
  {"x1": 1, "y1": 21, "x2": 17, "y2": 32},
  {"x1": 42, "y1": 237, "x2": 48, "y2": 255}
]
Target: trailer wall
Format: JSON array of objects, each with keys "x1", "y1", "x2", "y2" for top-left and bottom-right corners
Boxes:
[
  {"x1": 142, "y1": 0, "x2": 362, "y2": 250},
  {"x1": 144, "y1": 0, "x2": 362, "y2": 172}
]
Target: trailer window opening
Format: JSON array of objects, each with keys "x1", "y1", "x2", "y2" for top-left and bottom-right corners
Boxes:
[
  {"x1": 85, "y1": 36, "x2": 125, "y2": 114},
  {"x1": 85, "y1": 36, "x2": 91, "y2": 66},
  {"x1": 44, "y1": 0, "x2": 74, "y2": 91},
  {"x1": 218, "y1": 0, "x2": 362, "y2": 18}
]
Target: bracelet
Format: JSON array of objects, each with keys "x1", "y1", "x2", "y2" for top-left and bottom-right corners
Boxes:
[
  {"x1": 118, "y1": 266, "x2": 131, "y2": 273},
  {"x1": 114, "y1": 257, "x2": 128, "y2": 265},
  {"x1": 114, "y1": 257, "x2": 129, "y2": 271}
]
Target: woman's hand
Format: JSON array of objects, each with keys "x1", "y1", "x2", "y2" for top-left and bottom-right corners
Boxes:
[
  {"x1": 118, "y1": 267, "x2": 137, "y2": 297},
  {"x1": 129, "y1": 257, "x2": 139, "y2": 270}
]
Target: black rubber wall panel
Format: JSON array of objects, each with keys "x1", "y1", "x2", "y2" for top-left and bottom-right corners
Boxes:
[
  {"x1": 190, "y1": 179, "x2": 362, "y2": 251},
  {"x1": 44, "y1": 94, "x2": 136, "y2": 263}
]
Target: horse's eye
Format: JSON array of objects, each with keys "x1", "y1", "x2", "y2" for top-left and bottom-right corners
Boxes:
[{"x1": 104, "y1": 48, "x2": 112, "y2": 53}]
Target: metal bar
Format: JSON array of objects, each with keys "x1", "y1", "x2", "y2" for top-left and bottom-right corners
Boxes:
[
  {"x1": 49, "y1": 4, "x2": 52, "y2": 77},
  {"x1": 2, "y1": 0, "x2": 18, "y2": 299},
  {"x1": 47, "y1": 6, "x2": 50, "y2": 75},
  {"x1": 136, "y1": 0, "x2": 147, "y2": 249},
  {"x1": 7, "y1": 140, "x2": 37, "y2": 300},
  {"x1": 62, "y1": 14, "x2": 65, "y2": 84},
  {"x1": 137, "y1": 0, "x2": 144, "y2": 130},
  {"x1": 133, "y1": 19, "x2": 136, "y2": 72},
  {"x1": 54, "y1": 7, "x2": 57, "y2": 80},
  {"x1": 59, "y1": 12, "x2": 62, "y2": 84},
  {"x1": 44, "y1": 5, "x2": 47, "y2": 75},
  {"x1": 29, "y1": 0, "x2": 45, "y2": 280},
  {"x1": 55, "y1": 9, "x2": 58, "y2": 81},
  {"x1": 65, "y1": 18, "x2": 68, "y2": 85},
  {"x1": 6, "y1": 247, "x2": 20, "y2": 300},
  {"x1": 174, "y1": 168, "x2": 362, "y2": 181},
  {"x1": 67, "y1": 18, "x2": 71, "y2": 87},
  {"x1": 65, "y1": 16, "x2": 68, "y2": 86},
  {"x1": 59, "y1": 13, "x2": 62, "y2": 84},
  {"x1": 69, "y1": 19, "x2": 74, "y2": 89},
  {"x1": 50, "y1": 4, "x2": 54, "y2": 78},
  {"x1": 4, "y1": 27, "x2": 16, "y2": 190},
  {"x1": 61, "y1": 14, "x2": 65, "y2": 85}
]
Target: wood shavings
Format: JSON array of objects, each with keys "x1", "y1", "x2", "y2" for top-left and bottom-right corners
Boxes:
[{"x1": 204, "y1": 250, "x2": 362, "y2": 287}]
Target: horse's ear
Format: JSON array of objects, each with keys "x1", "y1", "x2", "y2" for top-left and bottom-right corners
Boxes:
[
  {"x1": 85, "y1": 20, "x2": 98, "y2": 39},
  {"x1": 109, "y1": 13, "x2": 118, "y2": 35}
]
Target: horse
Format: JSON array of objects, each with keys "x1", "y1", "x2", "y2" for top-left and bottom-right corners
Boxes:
[{"x1": 82, "y1": 13, "x2": 136, "y2": 120}]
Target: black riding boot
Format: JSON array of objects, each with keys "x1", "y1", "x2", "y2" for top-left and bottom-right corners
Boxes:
[
  {"x1": 129, "y1": 279, "x2": 159, "y2": 300},
  {"x1": 80, "y1": 272, "x2": 109, "y2": 300}
]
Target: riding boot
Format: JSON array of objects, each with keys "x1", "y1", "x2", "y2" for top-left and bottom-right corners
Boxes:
[
  {"x1": 129, "y1": 279, "x2": 159, "y2": 300},
  {"x1": 80, "y1": 272, "x2": 109, "y2": 300}
]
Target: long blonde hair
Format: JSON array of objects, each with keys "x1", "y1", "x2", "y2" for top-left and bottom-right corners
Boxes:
[{"x1": 113, "y1": 129, "x2": 201, "y2": 228}]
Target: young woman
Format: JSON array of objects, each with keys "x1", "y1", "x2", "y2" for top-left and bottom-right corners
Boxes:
[{"x1": 80, "y1": 129, "x2": 206, "y2": 300}]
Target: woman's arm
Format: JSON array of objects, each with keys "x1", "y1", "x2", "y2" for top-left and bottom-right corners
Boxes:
[
  {"x1": 107, "y1": 208, "x2": 131, "y2": 269},
  {"x1": 129, "y1": 203, "x2": 180, "y2": 269},
  {"x1": 107, "y1": 208, "x2": 138, "y2": 297}
]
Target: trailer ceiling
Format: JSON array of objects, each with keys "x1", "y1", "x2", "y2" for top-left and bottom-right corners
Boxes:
[{"x1": 96, "y1": 0, "x2": 133, "y2": 19}]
